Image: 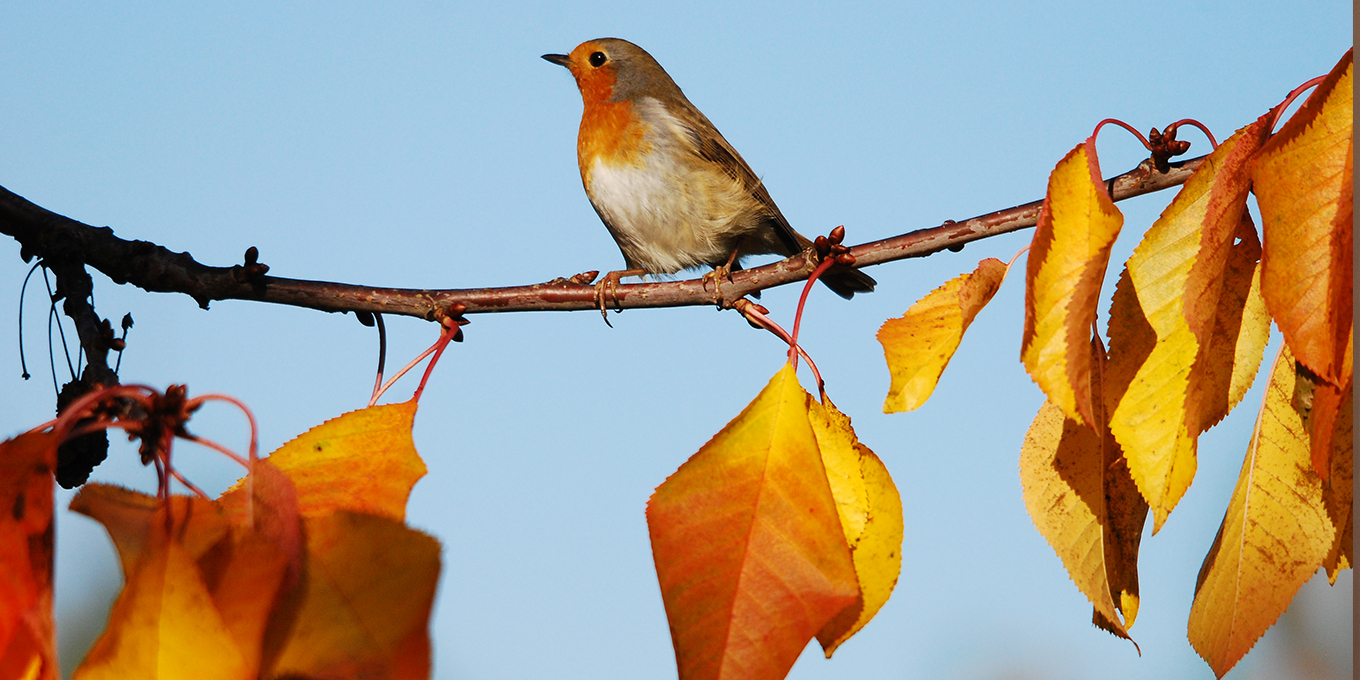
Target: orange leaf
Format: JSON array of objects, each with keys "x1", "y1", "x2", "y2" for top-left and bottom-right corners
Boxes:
[
  {"x1": 0, "y1": 433, "x2": 57, "y2": 680},
  {"x1": 1187, "y1": 345, "x2": 1337, "y2": 678},
  {"x1": 808, "y1": 397, "x2": 903, "y2": 657},
  {"x1": 73, "y1": 530, "x2": 252, "y2": 680},
  {"x1": 879, "y1": 258, "x2": 1007, "y2": 413},
  {"x1": 70, "y1": 485, "x2": 229, "y2": 576},
  {"x1": 647, "y1": 363, "x2": 859, "y2": 680},
  {"x1": 1020, "y1": 340, "x2": 1146, "y2": 642},
  {"x1": 262, "y1": 512, "x2": 440, "y2": 680},
  {"x1": 72, "y1": 485, "x2": 293, "y2": 679},
  {"x1": 1110, "y1": 117, "x2": 1273, "y2": 530},
  {"x1": 1254, "y1": 49, "x2": 1354, "y2": 386},
  {"x1": 1023, "y1": 137, "x2": 1123, "y2": 426},
  {"x1": 220, "y1": 401, "x2": 426, "y2": 522}
]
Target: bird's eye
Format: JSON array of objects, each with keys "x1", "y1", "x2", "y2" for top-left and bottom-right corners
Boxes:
[{"x1": 589, "y1": 52, "x2": 607, "y2": 68}]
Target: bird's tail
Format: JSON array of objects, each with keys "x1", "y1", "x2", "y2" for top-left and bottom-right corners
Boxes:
[{"x1": 819, "y1": 265, "x2": 876, "y2": 299}]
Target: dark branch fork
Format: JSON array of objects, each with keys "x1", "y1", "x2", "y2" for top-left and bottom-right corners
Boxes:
[{"x1": 2, "y1": 155, "x2": 1203, "y2": 324}]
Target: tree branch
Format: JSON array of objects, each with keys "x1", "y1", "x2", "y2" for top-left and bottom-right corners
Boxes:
[{"x1": 1, "y1": 155, "x2": 1203, "y2": 321}]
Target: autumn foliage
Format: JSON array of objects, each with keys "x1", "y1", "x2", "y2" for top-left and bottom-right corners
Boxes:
[{"x1": 1, "y1": 48, "x2": 1350, "y2": 680}]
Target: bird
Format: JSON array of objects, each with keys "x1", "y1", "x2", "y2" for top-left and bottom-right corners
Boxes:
[{"x1": 542, "y1": 38, "x2": 875, "y2": 301}]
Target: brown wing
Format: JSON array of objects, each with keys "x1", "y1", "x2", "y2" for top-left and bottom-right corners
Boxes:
[
  {"x1": 669, "y1": 100, "x2": 876, "y2": 298},
  {"x1": 668, "y1": 102, "x2": 807, "y2": 255}
]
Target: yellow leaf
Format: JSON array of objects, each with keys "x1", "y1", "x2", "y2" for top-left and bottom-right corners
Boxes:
[
  {"x1": 1023, "y1": 138, "x2": 1123, "y2": 426},
  {"x1": 647, "y1": 363, "x2": 859, "y2": 680},
  {"x1": 809, "y1": 397, "x2": 904, "y2": 656},
  {"x1": 1254, "y1": 49, "x2": 1354, "y2": 387},
  {"x1": 1020, "y1": 341, "x2": 1146, "y2": 642},
  {"x1": 879, "y1": 258, "x2": 1007, "y2": 413},
  {"x1": 220, "y1": 401, "x2": 425, "y2": 522},
  {"x1": 1110, "y1": 112, "x2": 1273, "y2": 530},
  {"x1": 73, "y1": 533, "x2": 250, "y2": 680},
  {"x1": 1187, "y1": 345, "x2": 1336, "y2": 678}
]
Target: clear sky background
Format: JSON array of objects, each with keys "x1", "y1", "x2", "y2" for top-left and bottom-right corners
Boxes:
[{"x1": 0, "y1": 3, "x2": 1352, "y2": 679}]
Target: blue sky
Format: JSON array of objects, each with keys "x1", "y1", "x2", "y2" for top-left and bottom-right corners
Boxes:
[{"x1": 0, "y1": 2, "x2": 1352, "y2": 679}]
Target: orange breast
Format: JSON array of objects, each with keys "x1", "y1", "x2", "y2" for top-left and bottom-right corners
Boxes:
[{"x1": 577, "y1": 98, "x2": 651, "y2": 184}]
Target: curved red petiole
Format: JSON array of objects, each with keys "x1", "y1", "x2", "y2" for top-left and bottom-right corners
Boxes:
[
  {"x1": 736, "y1": 300, "x2": 824, "y2": 393},
  {"x1": 1271, "y1": 74, "x2": 1329, "y2": 130},
  {"x1": 1092, "y1": 118, "x2": 1151, "y2": 149}
]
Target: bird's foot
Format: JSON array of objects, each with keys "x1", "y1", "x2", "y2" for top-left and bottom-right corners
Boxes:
[{"x1": 593, "y1": 268, "x2": 645, "y2": 326}]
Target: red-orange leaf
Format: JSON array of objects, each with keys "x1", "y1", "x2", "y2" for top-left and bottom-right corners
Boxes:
[
  {"x1": 879, "y1": 258, "x2": 1008, "y2": 413},
  {"x1": 0, "y1": 433, "x2": 57, "y2": 680},
  {"x1": 1023, "y1": 137, "x2": 1124, "y2": 426},
  {"x1": 1320, "y1": 379, "x2": 1353, "y2": 582},
  {"x1": 647, "y1": 363, "x2": 859, "y2": 680},
  {"x1": 1254, "y1": 49, "x2": 1354, "y2": 387}
]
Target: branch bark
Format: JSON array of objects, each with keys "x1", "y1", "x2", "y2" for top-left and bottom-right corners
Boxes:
[{"x1": 1, "y1": 155, "x2": 1203, "y2": 322}]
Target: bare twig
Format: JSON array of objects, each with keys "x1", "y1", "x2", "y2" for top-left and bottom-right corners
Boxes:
[{"x1": 0, "y1": 155, "x2": 1204, "y2": 320}]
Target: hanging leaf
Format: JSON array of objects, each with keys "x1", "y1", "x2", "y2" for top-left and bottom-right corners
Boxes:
[
  {"x1": 1023, "y1": 137, "x2": 1123, "y2": 426},
  {"x1": 1254, "y1": 49, "x2": 1354, "y2": 387},
  {"x1": 1109, "y1": 113, "x2": 1274, "y2": 530},
  {"x1": 1187, "y1": 345, "x2": 1337, "y2": 678},
  {"x1": 219, "y1": 401, "x2": 425, "y2": 522},
  {"x1": 647, "y1": 363, "x2": 859, "y2": 680},
  {"x1": 879, "y1": 258, "x2": 1007, "y2": 413},
  {"x1": 0, "y1": 433, "x2": 58, "y2": 680},
  {"x1": 808, "y1": 397, "x2": 903, "y2": 656},
  {"x1": 1021, "y1": 340, "x2": 1146, "y2": 642},
  {"x1": 262, "y1": 512, "x2": 440, "y2": 680}
]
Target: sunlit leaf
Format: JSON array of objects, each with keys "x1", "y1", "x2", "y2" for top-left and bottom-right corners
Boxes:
[
  {"x1": 1020, "y1": 341, "x2": 1146, "y2": 642},
  {"x1": 1023, "y1": 138, "x2": 1123, "y2": 426},
  {"x1": 1187, "y1": 345, "x2": 1336, "y2": 678},
  {"x1": 73, "y1": 532, "x2": 250, "y2": 680},
  {"x1": 1110, "y1": 115, "x2": 1273, "y2": 530},
  {"x1": 0, "y1": 433, "x2": 57, "y2": 680},
  {"x1": 70, "y1": 485, "x2": 228, "y2": 576},
  {"x1": 647, "y1": 363, "x2": 859, "y2": 680},
  {"x1": 263, "y1": 512, "x2": 440, "y2": 680},
  {"x1": 808, "y1": 397, "x2": 903, "y2": 656},
  {"x1": 220, "y1": 401, "x2": 425, "y2": 522},
  {"x1": 879, "y1": 258, "x2": 1007, "y2": 413},
  {"x1": 1254, "y1": 49, "x2": 1354, "y2": 387}
]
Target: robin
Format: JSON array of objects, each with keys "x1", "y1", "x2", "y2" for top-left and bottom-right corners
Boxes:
[{"x1": 543, "y1": 38, "x2": 875, "y2": 302}]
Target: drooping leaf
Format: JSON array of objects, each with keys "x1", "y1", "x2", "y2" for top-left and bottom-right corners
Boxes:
[
  {"x1": 1020, "y1": 340, "x2": 1146, "y2": 642},
  {"x1": 1254, "y1": 49, "x2": 1354, "y2": 387},
  {"x1": 0, "y1": 433, "x2": 58, "y2": 680},
  {"x1": 262, "y1": 511, "x2": 440, "y2": 680},
  {"x1": 220, "y1": 401, "x2": 425, "y2": 522},
  {"x1": 1187, "y1": 345, "x2": 1336, "y2": 678},
  {"x1": 1023, "y1": 137, "x2": 1123, "y2": 426},
  {"x1": 808, "y1": 397, "x2": 903, "y2": 656},
  {"x1": 647, "y1": 363, "x2": 859, "y2": 680},
  {"x1": 1320, "y1": 379, "x2": 1353, "y2": 582},
  {"x1": 73, "y1": 531, "x2": 251, "y2": 680},
  {"x1": 879, "y1": 258, "x2": 1007, "y2": 413},
  {"x1": 70, "y1": 485, "x2": 229, "y2": 577},
  {"x1": 1110, "y1": 114, "x2": 1274, "y2": 530},
  {"x1": 72, "y1": 484, "x2": 293, "y2": 680}
]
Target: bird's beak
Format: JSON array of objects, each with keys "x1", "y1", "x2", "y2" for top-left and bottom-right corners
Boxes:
[{"x1": 542, "y1": 53, "x2": 571, "y2": 67}]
